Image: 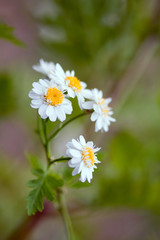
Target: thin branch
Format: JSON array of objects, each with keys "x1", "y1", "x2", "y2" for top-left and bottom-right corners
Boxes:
[
  {"x1": 48, "y1": 111, "x2": 89, "y2": 142},
  {"x1": 49, "y1": 157, "x2": 71, "y2": 166}
]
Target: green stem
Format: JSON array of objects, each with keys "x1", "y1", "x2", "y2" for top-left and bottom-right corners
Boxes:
[
  {"x1": 48, "y1": 112, "x2": 88, "y2": 142},
  {"x1": 37, "y1": 118, "x2": 74, "y2": 239},
  {"x1": 49, "y1": 157, "x2": 71, "y2": 166},
  {"x1": 58, "y1": 190, "x2": 74, "y2": 240},
  {"x1": 41, "y1": 118, "x2": 51, "y2": 166}
]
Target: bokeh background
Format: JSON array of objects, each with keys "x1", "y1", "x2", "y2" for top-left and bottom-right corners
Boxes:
[{"x1": 0, "y1": 0, "x2": 160, "y2": 239}]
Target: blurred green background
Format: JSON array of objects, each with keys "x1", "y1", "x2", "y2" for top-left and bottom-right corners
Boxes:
[{"x1": 0, "y1": 0, "x2": 160, "y2": 239}]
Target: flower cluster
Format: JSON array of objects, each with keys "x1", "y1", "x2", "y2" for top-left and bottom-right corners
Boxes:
[
  {"x1": 29, "y1": 59, "x2": 115, "y2": 131},
  {"x1": 29, "y1": 59, "x2": 116, "y2": 182}
]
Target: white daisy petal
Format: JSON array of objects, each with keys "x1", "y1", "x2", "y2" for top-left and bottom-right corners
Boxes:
[
  {"x1": 68, "y1": 88, "x2": 75, "y2": 98},
  {"x1": 31, "y1": 99, "x2": 43, "y2": 106},
  {"x1": 62, "y1": 104, "x2": 72, "y2": 114},
  {"x1": 84, "y1": 88, "x2": 115, "y2": 132},
  {"x1": 66, "y1": 70, "x2": 70, "y2": 76},
  {"x1": 80, "y1": 169, "x2": 87, "y2": 182},
  {"x1": 70, "y1": 157, "x2": 81, "y2": 164},
  {"x1": 79, "y1": 135, "x2": 86, "y2": 146},
  {"x1": 72, "y1": 166, "x2": 80, "y2": 176},
  {"x1": 29, "y1": 79, "x2": 73, "y2": 121},
  {"x1": 68, "y1": 160, "x2": 78, "y2": 168},
  {"x1": 39, "y1": 79, "x2": 49, "y2": 87},
  {"x1": 94, "y1": 147, "x2": 101, "y2": 152},
  {"x1": 30, "y1": 103, "x2": 39, "y2": 109},
  {"x1": 56, "y1": 107, "x2": 66, "y2": 122},
  {"x1": 49, "y1": 107, "x2": 57, "y2": 122},
  {"x1": 46, "y1": 105, "x2": 53, "y2": 116},
  {"x1": 67, "y1": 135, "x2": 100, "y2": 183},
  {"x1": 78, "y1": 161, "x2": 84, "y2": 173},
  {"x1": 66, "y1": 142, "x2": 74, "y2": 149},
  {"x1": 38, "y1": 104, "x2": 48, "y2": 117},
  {"x1": 109, "y1": 116, "x2": 116, "y2": 122},
  {"x1": 80, "y1": 81, "x2": 87, "y2": 88},
  {"x1": 28, "y1": 90, "x2": 40, "y2": 99},
  {"x1": 32, "y1": 86, "x2": 43, "y2": 95},
  {"x1": 72, "y1": 139, "x2": 82, "y2": 150},
  {"x1": 91, "y1": 112, "x2": 98, "y2": 121},
  {"x1": 86, "y1": 141, "x2": 94, "y2": 148},
  {"x1": 68, "y1": 149, "x2": 81, "y2": 158},
  {"x1": 71, "y1": 70, "x2": 75, "y2": 76},
  {"x1": 53, "y1": 63, "x2": 91, "y2": 109},
  {"x1": 56, "y1": 63, "x2": 65, "y2": 78},
  {"x1": 33, "y1": 59, "x2": 55, "y2": 77},
  {"x1": 82, "y1": 101, "x2": 94, "y2": 110}
]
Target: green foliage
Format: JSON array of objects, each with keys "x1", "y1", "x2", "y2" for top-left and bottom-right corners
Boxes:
[
  {"x1": 96, "y1": 131, "x2": 160, "y2": 213},
  {"x1": 38, "y1": 0, "x2": 156, "y2": 83},
  {"x1": 71, "y1": 181, "x2": 90, "y2": 189},
  {"x1": 27, "y1": 155, "x2": 64, "y2": 215},
  {"x1": 27, "y1": 153, "x2": 43, "y2": 170},
  {"x1": 46, "y1": 119, "x2": 64, "y2": 138},
  {"x1": 37, "y1": 116, "x2": 46, "y2": 144},
  {"x1": 0, "y1": 72, "x2": 16, "y2": 116},
  {"x1": 0, "y1": 22, "x2": 23, "y2": 46}
]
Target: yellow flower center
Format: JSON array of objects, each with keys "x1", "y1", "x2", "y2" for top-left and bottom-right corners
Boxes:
[
  {"x1": 46, "y1": 87, "x2": 63, "y2": 106},
  {"x1": 99, "y1": 98, "x2": 109, "y2": 115},
  {"x1": 82, "y1": 147, "x2": 95, "y2": 168},
  {"x1": 65, "y1": 76, "x2": 82, "y2": 92}
]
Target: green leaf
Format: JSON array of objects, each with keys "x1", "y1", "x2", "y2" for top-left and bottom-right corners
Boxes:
[
  {"x1": 0, "y1": 22, "x2": 24, "y2": 46},
  {"x1": 26, "y1": 153, "x2": 42, "y2": 170},
  {"x1": 27, "y1": 169, "x2": 64, "y2": 215},
  {"x1": 31, "y1": 168, "x2": 44, "y2": 177}
]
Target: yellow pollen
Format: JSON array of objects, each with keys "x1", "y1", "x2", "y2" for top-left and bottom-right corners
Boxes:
[
  {"x1": 82, "y1": 147, "x2": 95, "y2": 168},
  {"x1": 100, "y1": 99, "x2": 105, "y2": 105},
  {"x1": 45, "y1": 87, "x2": 63, "y2": 106},
  {"x1": 65, "y1": 76, "x2": 82, "y2": 92},
  {"x1": 104, "y1": 109, "x2": 109, "y2": 113},
  {"x1": 99, "y1": 98, "x2": 109, "y2": 115}
]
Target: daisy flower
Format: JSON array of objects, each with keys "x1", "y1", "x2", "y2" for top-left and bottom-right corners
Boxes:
[
  {"x1": 66, "y1": 135, "x2": 100, "y2": 183},
  {"x1": 33, "y1": 59, "x2": 55, "y2": 77},
  {"x1": 83, "y1": 88, "x2": 116, "y2": 132},
  {"x1": 50, "y1": 63, "x2": 91, "y2": 109},
  {"x1": 29, "y1": 79, "x2": 73, "y2": 122}
]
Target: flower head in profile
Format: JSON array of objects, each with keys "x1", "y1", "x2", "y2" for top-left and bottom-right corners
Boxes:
[
  {"x1": 66, "y1": 135, "x2": 100, "y2": 183},
  {"x1": 50, "y1": 63, "x2": 90, "y2": 109},
  {"x1": 29, "y1": 79, "x2": 72, "y2": 122},
  {"x1": 33, "y1": 59, "x2": 55, "y2": 77},
  {"x1": 83, "y1": 88, "x2": 116, "y2": 132}
]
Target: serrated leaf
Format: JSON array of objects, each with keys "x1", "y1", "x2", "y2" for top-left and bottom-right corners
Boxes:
[
  {"x1": 42, "y1": 180, "x2": 55, "y2": 201},
  {"x1": 47, "y1": 171, "x2": 64, "y2": 188},
  {"x1": 27, "y1": 188, "x2": 43, "y2": 215},
  {"x1": 27, "y1": 169, "x2": 64, "y2": 215},
  {"x1": 27, "y1": 179, "x2": 40, "y2": 188},
  {"x1": 31, "y1": 168, "x2": 44, "y2": 177}
]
